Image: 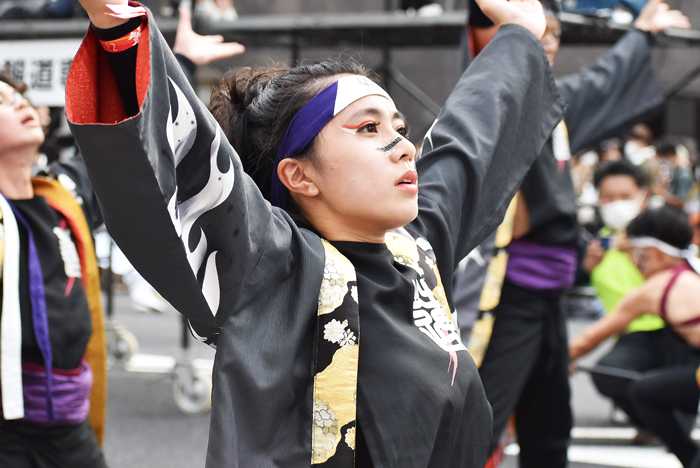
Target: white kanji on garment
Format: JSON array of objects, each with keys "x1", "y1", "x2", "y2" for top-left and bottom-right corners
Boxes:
[
  {"x1": 53, "y1": 226, "x2": 81, "y2": 278},
  {"x1": 412, "y1": 278, "x2": 466, "y2": 354}
]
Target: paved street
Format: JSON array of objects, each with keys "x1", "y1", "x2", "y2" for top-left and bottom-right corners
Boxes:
[{"x1": 100, "y1": 291, "x2": 688, "y2": 468}]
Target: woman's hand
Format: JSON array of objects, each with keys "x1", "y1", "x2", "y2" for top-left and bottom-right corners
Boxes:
[
  {"x1": 77, "y1": 0, "x2": 129, "y2": 29},
  {"x1": 474, "y1": 0, "x2": 546, "y2": 39},
  {"x1": 634, "y1": 0, "x2": 691, "y2": 35}
]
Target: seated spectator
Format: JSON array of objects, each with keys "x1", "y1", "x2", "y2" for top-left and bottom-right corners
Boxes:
[
  {"x1": 571, "y1": 206, "x2": 700, "y2": 449},
  {"x1": 581, "y1": 160, "x2": 673, "y2": 430}
]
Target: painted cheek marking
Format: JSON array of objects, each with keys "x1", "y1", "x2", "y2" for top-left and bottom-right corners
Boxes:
[{"x1": 376, "y1": 136, "x2": 402, "y2": 153}]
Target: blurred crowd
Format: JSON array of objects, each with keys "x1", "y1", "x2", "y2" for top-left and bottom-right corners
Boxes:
[{"x1": 573, "y1": 123, "x2": 700, "y2": 236}]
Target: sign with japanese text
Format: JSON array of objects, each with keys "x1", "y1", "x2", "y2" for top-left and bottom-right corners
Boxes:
[{"x1": 1, "y1": 39, "x2": 82, "y2": 107}]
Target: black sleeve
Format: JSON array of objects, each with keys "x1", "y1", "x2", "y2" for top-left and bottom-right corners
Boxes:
[
  {"x1": 67, "y1": 9, "x2": 311, "y2": 344},
  {"x1": 408, "y1": 24, "x2": 565, "y2": 305},
  {"x1": 92, "y1": 17, "x2": 143, "y2": 117},
  {"x1": 555, "y1": 29, "x2": 663, "y2": 154},
  {"x1": 175, "y1": 53, "x2": 197, "y2": 89}
]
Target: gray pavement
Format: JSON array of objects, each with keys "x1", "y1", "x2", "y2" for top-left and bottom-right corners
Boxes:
[{"x1": 100, "y1": 291, "x2": 682, "y2": 468}]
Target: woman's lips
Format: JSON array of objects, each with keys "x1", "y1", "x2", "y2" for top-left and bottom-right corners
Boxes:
[
  {"x1": 21, "y1": 115, "x2": 38, "y2": 126},
  {"x1": 396, "y1": 170, "x2": 418, "y2": 194}
]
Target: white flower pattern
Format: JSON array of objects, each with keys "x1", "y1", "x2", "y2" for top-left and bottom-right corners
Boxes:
[
  {"x1": 313, "y1": 401, "x2": 337, "y2": 428},
  {"x1": 324, "y1": 319, "x2": 347, "y2": 344},
  {"x1": 345, "y1": 427, "x2": 356, "y2": 450},
  {"x1": 339, "y1": 330, "x2": 356, "y2": 348},
  {"x1": 313, "y1": 427, "x2": 338, "y2": 457},
  {"x1": 318, "y1": 262, "x2": 347, "y2": 314}
]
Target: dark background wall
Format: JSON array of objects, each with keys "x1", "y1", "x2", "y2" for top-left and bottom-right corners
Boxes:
[{"x1": 144, "y1": 0, "x2": 699, "y2": 145}]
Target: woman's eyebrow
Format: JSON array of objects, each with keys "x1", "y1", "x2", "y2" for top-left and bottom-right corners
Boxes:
[
  {"x1": 345, "y1": 107, "x2": 405, "y2": 123},
  {"x1": 349, "y1": 107, "x2": 383, "y2": 120}
]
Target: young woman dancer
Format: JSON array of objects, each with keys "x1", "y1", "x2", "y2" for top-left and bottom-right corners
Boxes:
[{"x1": 65, "y1": 0, "x2": 564, "y2": 466}]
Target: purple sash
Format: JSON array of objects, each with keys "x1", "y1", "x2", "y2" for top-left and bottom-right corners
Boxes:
[
  {"x1": 16, "y1": 361, "x2": 93, "y2": 426},
  {"x1": 505, "y1": 239, "x2": 577, "y2": 291}
]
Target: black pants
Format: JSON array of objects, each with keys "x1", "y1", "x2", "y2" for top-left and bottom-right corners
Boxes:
[
  {"x1": 479, "y1": 280, "x2": 571, "y2": 468},
  {"x1": 592, "y1": 328, "x2": 700, "y2": 430},
  {"x1": 0, "y1": 419, "x2": 107, "y2": 468},
  {"x1": 630, "y1": 366, "x2": 700, "y2": 468}
]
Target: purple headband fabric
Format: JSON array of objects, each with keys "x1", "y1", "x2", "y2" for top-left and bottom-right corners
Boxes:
[{"x1": 270, "y1": 75, "x2": 393, "y2": 209}]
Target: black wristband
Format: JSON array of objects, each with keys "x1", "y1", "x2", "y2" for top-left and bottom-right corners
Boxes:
[{"x1": 92, "y1": 16, "x2": 142, "y2": 41}]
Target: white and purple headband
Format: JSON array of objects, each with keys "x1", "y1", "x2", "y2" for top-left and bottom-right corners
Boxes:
[{"x1": 271, "y1": 75, "x2": 393, "y2": 209}]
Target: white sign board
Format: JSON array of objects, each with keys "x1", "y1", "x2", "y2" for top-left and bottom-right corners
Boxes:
[{"x1": 1, "y1": 39, "x2": 83, "y2": 107}]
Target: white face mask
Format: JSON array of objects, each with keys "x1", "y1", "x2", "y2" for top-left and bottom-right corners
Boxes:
[
  {"x1": 624, "y1": 141, "x2": 655, "y2": 166},
  {"x1": 600, "y1": 198, "x2": 642, "y2": 231}
]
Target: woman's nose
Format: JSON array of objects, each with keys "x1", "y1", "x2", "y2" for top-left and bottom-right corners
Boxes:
[{"x1": 391, "y1": 136, "x2": 416, "y2": 164}]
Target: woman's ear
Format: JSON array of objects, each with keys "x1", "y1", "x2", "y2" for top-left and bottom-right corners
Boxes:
[{"x1": 277, "y1": 158, "x2": 320, "y2": 199}]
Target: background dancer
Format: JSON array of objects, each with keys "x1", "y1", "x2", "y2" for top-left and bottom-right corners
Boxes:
[
  {"x1": 453, "y1": 0, "x2": 691, "y2": 466},
  {"x1": 0, "y1": 73, "x2": 107, "y2": 467},
  {"x1": 65, "y1": 0, "x2": 564, "y2": 465}
]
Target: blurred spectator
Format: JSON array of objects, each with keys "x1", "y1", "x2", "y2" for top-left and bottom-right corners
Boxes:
[
  {"x1": 654, "y1": 141, "x2": 695, "y2": 210},
  {"x1": 600, "y1": 137, "x2": 623, "y2": 163},
  {"x1": 625, "y1": 123, "x2": 658, "y2": 187},
  {"x1": 571, "y1": 150, "x2": 599, "y2": 196},
  {"x1": 571, "y1": 206, "x2": 700, "y2": 467},
  {"x1": 625, "y1": 123, "x2": 656, "y2": 164}
]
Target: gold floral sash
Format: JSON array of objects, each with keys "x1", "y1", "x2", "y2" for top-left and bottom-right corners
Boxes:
[{"x1": 312, "y1": 230, "x2": 457, "y2": 466}]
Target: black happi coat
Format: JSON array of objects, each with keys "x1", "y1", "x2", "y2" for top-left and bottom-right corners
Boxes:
[
  {"x1": 522, "y1": 29, "x2": 662, "y2": 249},
  {"x1": 455, "y1": 30, "x2": 663, "y2": 329},
  {"x1": 66, "y1": 9, "x2": 563, "y2": 468}
]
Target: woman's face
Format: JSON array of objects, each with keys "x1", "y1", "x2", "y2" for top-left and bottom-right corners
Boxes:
[
  {"x1": 0, "y1": 82, "x2": 44, "y2": 156},
  {"x1": 304, "y1": 94, "x2": 417, "y2": 241}
]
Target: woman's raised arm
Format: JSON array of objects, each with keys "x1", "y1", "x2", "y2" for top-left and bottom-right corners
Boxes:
[
  {"x1": 409, "y1": 7, "x2": 564, "y2": 302},
  {"x1": 66, "y1": 5, "x2": 312, "y2": 346}
]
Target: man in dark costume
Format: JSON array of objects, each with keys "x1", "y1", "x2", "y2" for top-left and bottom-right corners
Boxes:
[{"x1": 452, "y1": 0, "x2": 691, "y2": 466}]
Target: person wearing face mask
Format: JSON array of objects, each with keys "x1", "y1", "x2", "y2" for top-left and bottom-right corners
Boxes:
[
  {"x1": 584, "y1": 159, "x2": 652, "y2": 315},
  {"x1": 581, "y1": 160, "x2": 683, "y2": 435},
  {"x1": 570, "y1": 205, "x2": 700, "y2": 467}
]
